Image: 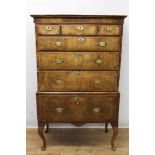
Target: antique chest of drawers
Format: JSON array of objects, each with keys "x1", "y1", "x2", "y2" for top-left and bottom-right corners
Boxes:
[{"x1": 31, "y1": 15, "x2": 126, "y2": 151}]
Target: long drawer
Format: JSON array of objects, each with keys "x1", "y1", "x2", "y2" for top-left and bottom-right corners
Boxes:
[
  {"x1": 38, "y1": 71, "x2": 118, "y2": 92},
  {"x1": 37, "y1": 52, "x2": 120, "y2": 70},
  {"x1": 37, "y1": 36, "x2": 121, "y2": 51},
  {"x1": 37, "y1": 93, "x2": 119, "y2": 122}
]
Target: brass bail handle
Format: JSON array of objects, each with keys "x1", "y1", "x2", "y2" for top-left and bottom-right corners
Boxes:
[
  {"x1": 56, "y1": 108, "x2": 64, "y2": 113},
  {"x1": 55, "y1": 59, "x2": 64, "y2": 64},
  {"x1": 96, "y1": 59, "x2": 103, "y2": 65},
  {"x1": 93, "y1": 108, "x2": 101, "y2": 113},
  {"x1": 50, "y1": 59, "x2": 64, "y2": 64},
  {"x1": 55, "y1": 41, "x2": 63, "y2": 47},
  {"x1": 94, "y1": 79, "x2": 101, "y2": 84},
  {"x1": 56, "y1": 80, "x2": 64, "y2": 85}
]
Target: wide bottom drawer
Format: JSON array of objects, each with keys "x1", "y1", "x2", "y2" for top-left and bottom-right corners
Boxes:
[{"x1": 36, "y1": 93, "x2": 119, "y2": 123}]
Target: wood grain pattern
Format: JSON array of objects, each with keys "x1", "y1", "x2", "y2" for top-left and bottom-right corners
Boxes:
[
  {"x1": 37, "y1": 94, "x2": 119, "y2": 122},
  {"x1": 36, "y1": 25, "x2": 60, "y2": 35},
  {"x1": 38, "y1": 71, "x2": 119, "y2": 92},
  {"x1": 98, "y1": 25, "x2": 121, "y2": 36},
  {"x1": 33, "y1": 18, "x2": 124, "y2": 24},
  {"x1": 37, "y1": 92, "x2": 119, "y2": 95},
  {"x1": 62, "y1": 25, "x2": 97, "y2": 35},
  {"x1": 31, "y1": 15, "x2": 126, "y2": 24},
  {"x1": 31, "y1": 15, "x2": 126, "y2": 151},
  {"x1": 37, "y1": 52, "x2": 120, "y2": 70},
  {"x1": 37, "y1": 36, "x2": 121, "y2": 51}
]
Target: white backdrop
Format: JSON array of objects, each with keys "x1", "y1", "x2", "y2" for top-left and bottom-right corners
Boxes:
[{"x1": 26, "y1": 0, "x2": 129, "y2": 128}]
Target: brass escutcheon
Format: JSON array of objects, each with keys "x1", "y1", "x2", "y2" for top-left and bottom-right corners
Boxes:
[
  {"x1": 77, "y1": 37, "x2": 85, "y2": 42},
  {"x1": 75, "y1": 52, "x2": 83, "y2": 58},
  {"x1": 76, "y1": 26, "x2": 84, "y2": 31},
  {"x1": 45, "y1": 26, "x2": 52, "y2": 31},
  {"x1": 75, "y1": 71, "x2": 81, "y2": 77},
  {"x1": 74, "y1": 96, "x2": 80, "y2": 104},
  {"x1": 105, "y1": 26, "x2": 113, "y2": 31}
]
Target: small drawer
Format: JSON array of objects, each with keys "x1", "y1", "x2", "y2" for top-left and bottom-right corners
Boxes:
[
  {"x1": 62, "y1": 25, "x2": 97, "y2": 35},
  {"x1": 98, "y1": 25, "x2": 121, "y2": 35},
  {"x1": 36, "y1": 25, "x2": 60, "y2": 35},
  {"x1": 37, "y1": 93, "x2": 119, "y2": 122},
  {"x1": 38, "y1": 71, "x2": 118, "y2": 92},
  {"x1": 37, "y1": 52, "x2": 119, "y2": 70}
]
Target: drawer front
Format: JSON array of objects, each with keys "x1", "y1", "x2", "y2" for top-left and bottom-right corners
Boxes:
[
  {"x1": 38, "y1": 52, "x2": 119, "y2": 70},
  {"x1": 37, "y1": 94, "x2": 119, "y2": 122},
  {"x1": 36, "y1": 25, "x2": 60, "y2": 35},
  {"x1": 37, "y1": 36, "x2": 121, "y2": 51},
  {"x1": 38, "y1": 71, "x2": 118, "y2": 91},
  {"x1": 62, "y1": 25, "x2": 97, "y2": 35},
  {"x1": 98, "y1": 25, "x2": 121, "y2": 35}
]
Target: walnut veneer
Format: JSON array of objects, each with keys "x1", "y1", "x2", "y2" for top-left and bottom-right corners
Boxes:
[{"x1": 31, "y1": 14, "x2": 126, "y2": 151}]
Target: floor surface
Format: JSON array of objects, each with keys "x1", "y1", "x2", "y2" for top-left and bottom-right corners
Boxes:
[{"x1": 26, "y1": 128, "x2": 129, "y2": 155}]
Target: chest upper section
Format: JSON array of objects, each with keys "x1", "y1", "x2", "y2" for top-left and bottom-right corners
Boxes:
[{"x1": 31, "y1": 15, "x2": 126, "y2": 92}]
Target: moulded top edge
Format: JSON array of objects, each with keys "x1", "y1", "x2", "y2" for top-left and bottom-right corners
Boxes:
[
  {"x1": 36, "y1": 92, "x2": 120, "y2": 95},
  {"x1": 30, "y1": 14, "x2": 127, "y2": 19}
]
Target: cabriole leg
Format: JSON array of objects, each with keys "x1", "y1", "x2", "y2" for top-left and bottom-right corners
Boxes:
[
  {"x1": 111, "y1": 122, "x2": 118, "y2": 151},
  {"x1": 45, "y1": 122, "x2": 49, "y2": 133},
  {"x1": 105, "y1": 122, "x2": 108, "y2": 133},
  {"x1": 38, "y1": 122, "x2": 46, "y2": 151}
]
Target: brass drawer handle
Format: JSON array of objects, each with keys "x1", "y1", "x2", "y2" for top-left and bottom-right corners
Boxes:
[
  {"x1": 56, "y1": 80, "x2": 64, "y2": 85},
  {"x1": 55, "y1": 59, "x2": 64, "y2": 64},
  {"x1": 77, "y1": 37, "x2": 85, "y2": 42},
  {"x1": 93, "y1": 108, "x2": 101, "y2": 113},
  {"x1": 98, "y1": 42, "x2": 106, "y2": 47},
  {"x1": 55, "y1": 42, "x2": 63, "y2": 47},
  {"x1": 94, "y1": 80, "x2": 101, "y2": 84},
  {"x1": 74, "y1": 96, "x2": 80, "y2": 104},
  {"x1": 76, "y1": 26, "x2": 84, "y2": 31},
  {"x1": 50, "y1": 59, "x2": 64, "y2": 64},
  {"x1": 45, "y1": 26, "x2": 53, "y2": 31},
  {"x1": 96, "y1": 59, "x2": 103, "y2": 65},
  {"x1": 56, "y1": 108, "x2": 64, "y2": 113},
  {"x1": 105, "y1": 26, "x2": 113, "y2": 31}
]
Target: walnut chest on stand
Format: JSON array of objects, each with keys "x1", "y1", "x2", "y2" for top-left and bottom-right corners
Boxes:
[{"x1": 31, "y1": 14, "x2": 126, "y2": 151}]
